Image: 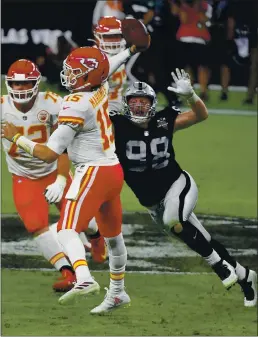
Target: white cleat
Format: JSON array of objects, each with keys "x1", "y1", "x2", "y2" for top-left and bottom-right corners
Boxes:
[
  {"x1": 90, "y1": 287, "x2": 131, "y2": 315},
  {"x1": 58, "y1": 279, "x2": 100, "y2": 305},
  {"x1": 212, "y1": 260, "x2": 238, "y2": 289},
  {"x1": 238, "y1": 269, "x2": 257, "y2": 307}
]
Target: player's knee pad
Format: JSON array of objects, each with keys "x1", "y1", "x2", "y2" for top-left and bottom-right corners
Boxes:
[{"x1": 105, "y1": 233, "x2": 127, "y2": 272}]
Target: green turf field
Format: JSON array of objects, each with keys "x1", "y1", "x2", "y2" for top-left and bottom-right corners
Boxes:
[
  {"x1": 2, "y1": 269, "x2": 257, "y2": 336},
  {"x1": 2, "y1": 114, "x2": 257, "y2": 218},
  {"x1": 1, "y1": 81, "x2": 257, "y2": 217}
]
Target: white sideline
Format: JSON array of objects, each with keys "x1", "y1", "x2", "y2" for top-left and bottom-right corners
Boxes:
[{"x1": 193, "y1": 83, "x2": 250, "y2": 92}]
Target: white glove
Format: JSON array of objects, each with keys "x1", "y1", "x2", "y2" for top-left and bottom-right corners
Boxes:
[
  {"x1": 167, "y1": 68, "x2": 194, "y2": 99},
  {"x1": 44, "y1": 175, "x2": 67, "y2": 204}
]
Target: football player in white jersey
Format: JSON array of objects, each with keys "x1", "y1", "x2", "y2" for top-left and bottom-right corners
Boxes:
[
  {"x1": 1, "y1": 59, "x2": 76, "y2": 291},
  {"x1": 2, "y1": 43, "x2": 149, "y2": 313},
  {"x1": 1, "y1": 59, "x2": 107, "y2": 291},
  {"x1": 93, "y1": 16, "x2": 127, "y2": 113},
  {"x1": 76, "y1": 16, "x2": 128, "y2": 250}
]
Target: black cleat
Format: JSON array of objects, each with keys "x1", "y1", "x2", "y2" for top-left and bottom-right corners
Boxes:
[
  {"x1": 220, "y1": 91, "x2": 228, "y2": 101},
  {"x1": 212, "y1": 260, "x2": 238, "y2": 289},
  {"x1": 238, "y1": 268, "x2": 257, "y2": 307}
]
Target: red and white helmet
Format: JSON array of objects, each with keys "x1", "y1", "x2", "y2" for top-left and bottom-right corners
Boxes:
[
  {"x1": 5, "y1": 59, "x2": 41, "y2": 103},
  {"x1": 60, "y1": 46, "x2": 109, "y2": 92},
  {"x1": 93, "y1": 16, "x2": 126, "y2": 55}
]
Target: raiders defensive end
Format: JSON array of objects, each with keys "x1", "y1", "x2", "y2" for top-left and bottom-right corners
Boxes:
[{"x1": 110, "y1": 69, "x2": 257, "y2": 307}]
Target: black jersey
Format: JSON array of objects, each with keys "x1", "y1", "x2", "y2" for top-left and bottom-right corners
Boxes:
[{"x1": 110, "y1": 107, "x2": 183, "y2": 207}]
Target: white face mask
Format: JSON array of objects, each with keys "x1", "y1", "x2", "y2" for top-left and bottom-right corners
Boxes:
[
  {"x1": 6, "y1": 78, "x2": 40, "y2": 104},
  {"x1": 95, "y1": 33, "x2": 126, "y2": 55}
]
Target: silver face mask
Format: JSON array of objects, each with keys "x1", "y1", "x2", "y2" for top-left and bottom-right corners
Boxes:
[{"x1": 122, "y1": 82, "x2": 157, "y2": 124}]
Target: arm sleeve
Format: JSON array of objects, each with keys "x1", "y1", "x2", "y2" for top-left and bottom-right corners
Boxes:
[
  {"x1": 108, "y1": 49, "x2": 131, "y2": 77},
  {"x1": 47, "y1": 125, "x2": 76, "y2": 155}
]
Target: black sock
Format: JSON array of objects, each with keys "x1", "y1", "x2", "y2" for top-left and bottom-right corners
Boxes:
[
  {"x1": 88, "y1": 230, "x2": 101, "y2": 240},
  {"x1": 171, "y1": 221, "x2": 213, "y2": 257},
  {"x1": 60, "y1": 265, "x2": 74, "y2": 274},
  {"x1": 210, "y1": 238, "x2": 237, "y2": 268}
]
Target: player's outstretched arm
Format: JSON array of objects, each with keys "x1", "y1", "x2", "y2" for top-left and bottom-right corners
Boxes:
[
  {"x1": 1, "y1": 122, "x2": 75, "y2": 164},
  {"x1": 167, "y1": 68, "x2": 208, "y2": 132},
  {"x1": 108, "y1": 49, "x2": 132, "y2": 77}
]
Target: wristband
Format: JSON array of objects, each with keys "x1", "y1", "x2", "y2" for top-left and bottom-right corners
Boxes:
[
  {"x1": 16, "y1": 136, "x2": 36, "y2": 156},
  {"x1": 12, "y1": 133, "x2": 22, "y2": 143},
  {"x1": 187, "y1": 92, "x2": 200, "y2": 104}
]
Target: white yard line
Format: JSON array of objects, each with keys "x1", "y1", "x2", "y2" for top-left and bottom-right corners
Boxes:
[
  {"x1": 206, "y1": 109, "x2": 257, "y2": 116},
  {"x1": 156, "y1": 106, "x2": 257, "y2": 116}
]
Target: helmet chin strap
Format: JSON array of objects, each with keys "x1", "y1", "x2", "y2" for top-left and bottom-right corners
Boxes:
[
  {"x1": 69, "y1": 82, "x2": 91, "y2": 92},
  {"x1": 66, "y1": 71, "x2": 92, "y2": 92}
]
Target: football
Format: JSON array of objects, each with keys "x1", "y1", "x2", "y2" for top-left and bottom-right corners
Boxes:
[{"x1": 121, "y1": 18, "x2": 150, "y2": 50}]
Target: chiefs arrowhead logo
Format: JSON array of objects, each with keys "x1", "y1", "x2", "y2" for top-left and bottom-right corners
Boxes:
[
  {"x1": 79, "y1": 58, "x2": 99, "y2": 70},
  {"x1": 37, "y1": 110, "x2": 49, "y2": 123}
]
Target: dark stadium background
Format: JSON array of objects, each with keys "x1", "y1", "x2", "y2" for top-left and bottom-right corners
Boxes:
[{"x1": 2, "y1": 0, "x2": 256, "y2": 86}]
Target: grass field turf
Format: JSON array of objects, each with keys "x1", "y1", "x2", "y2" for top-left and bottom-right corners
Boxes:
[
  {"x1": 2, "y1": 269, "x2": 257, "y2": 336},
  {"x1": 2, "y1": 113, "x2": 257, "y2": 217},
  {"x1": 1, "y1": 83, "x2": 257, "y2": 336},
  {"x1": 1, "y1": 81, "x2": 257, "y2": 217}
]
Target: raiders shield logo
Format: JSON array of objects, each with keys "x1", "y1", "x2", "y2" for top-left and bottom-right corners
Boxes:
[
  {"x1": 37, "y1": 110, "x2": 49, "y2": 123},
  {"x1": 157, "y1": 117, "x2": 168, "y2": 130}
]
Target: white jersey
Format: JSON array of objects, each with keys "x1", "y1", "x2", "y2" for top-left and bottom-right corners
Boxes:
[
  {"x1": 1, "y1": 92, "x2": 62, "y2": 179},
  {"x1": 57, "y1": 82, "x2": 119, "y2": 167},
  {"x1": 108, "y1": 60, "x2": 127, "y2": 113}
]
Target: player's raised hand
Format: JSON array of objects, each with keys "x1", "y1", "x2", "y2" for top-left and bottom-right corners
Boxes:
[
  {"x1": 167, "y1": 69, "x2": 194, "y2": 99},
  {"x1": 1, "y1": 122, "x2": 20, "y2": 142},
  {"x1": 44, "y1": 175, "x2": 67, "y2": 204},
  {"x1": 129, "y1": 34, "x2": 151, "y2": 54}
]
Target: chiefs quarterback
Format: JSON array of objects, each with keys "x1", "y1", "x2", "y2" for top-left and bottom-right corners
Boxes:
[
  {"x1": 1, "y1": 59, "x2": 107, "y2": 292},
  {"x1": 2, "y1": 42, "x2": 149, "y2": 313}
]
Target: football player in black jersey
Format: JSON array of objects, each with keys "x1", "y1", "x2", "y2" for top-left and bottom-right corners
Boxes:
[{"x1": 108, "y1": 69, "x2": 257, "y2": 308}]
